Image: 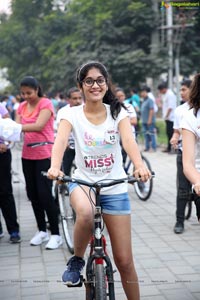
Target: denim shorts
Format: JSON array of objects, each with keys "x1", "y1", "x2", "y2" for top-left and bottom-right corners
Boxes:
[{"x1": 68, "y1": 182, "x2": 131, "y2": 215}]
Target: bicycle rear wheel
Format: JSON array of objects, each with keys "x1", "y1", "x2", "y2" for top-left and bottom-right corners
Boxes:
[
  {"x1": 133, "y1": 155, "x2": 153, "y2": 201},
  {"x1": 58, "y1": 184, "x2": 75, "y2": 254}
]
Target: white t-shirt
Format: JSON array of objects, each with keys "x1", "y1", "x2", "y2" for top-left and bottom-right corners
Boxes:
[
  {"x1": 173, "y1": 102, "x2": 190, "y2": 130},
  {"x1": 0, "y1": 118, "x2": 22, "y2": 142},
  {"x1": 58, "y1": 104, "x2": 128, "y2": 194},
  {"x1": 181, "y1": 108, "x2": 200, "y2": 172},
  {"x1": 173, "y1": 102, "x2": 190, "y2": 151},
  {"x1": 57, "y1": 104, "x2": 70, "y2": 123},
  {"x1": 124, "y1": 102, "x2": 136, "y2": 136},
  {"x1": 57, "y1": 104, "x2": 76, "y2": 149},
  {"x1": 162, "y1": 89, "x2": 177, "y2": 122}
]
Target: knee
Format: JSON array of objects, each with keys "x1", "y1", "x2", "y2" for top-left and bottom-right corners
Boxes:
[
  {"x1": 75, "y1": 209, "x2": 93, "y2": 227},
  {"x1": 114, "y1": 254, "x2": 134, "y2": 274}
]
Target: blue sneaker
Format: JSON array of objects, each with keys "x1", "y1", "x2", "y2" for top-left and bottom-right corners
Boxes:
[
  {"x1": 62, "y1": 256, "x2": 85, "y2": 286},
  {"x1": 10, "y1": 232, "x2": 21, "y2": 243}
]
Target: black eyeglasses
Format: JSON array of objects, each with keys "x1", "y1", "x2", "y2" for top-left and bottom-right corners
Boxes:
[{"x1": 82, "y1": 77, "x2": 106, "y2": 87}]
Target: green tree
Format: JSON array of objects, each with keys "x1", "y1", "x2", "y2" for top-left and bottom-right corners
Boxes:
[{"x1": 1, "y1": 0, "x2": 198, "y2": 95}]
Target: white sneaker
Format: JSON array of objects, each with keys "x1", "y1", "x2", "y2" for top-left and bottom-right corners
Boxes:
[
  {"x1": 30, "y1": 231, "x2": 49, "y2": 246},
  {"x1": 45, "y1": 235, "x2": 63, "y2": 250}
]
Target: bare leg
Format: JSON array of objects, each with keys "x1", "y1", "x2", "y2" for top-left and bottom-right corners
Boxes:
[
  {"x1": 70, "y1": 186, "x2": 95, "y2": 257},
  {"x1": 104, "y1": 214, "x2": 140, "y2": 300}
]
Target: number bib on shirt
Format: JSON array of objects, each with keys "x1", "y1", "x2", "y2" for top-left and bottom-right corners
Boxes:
[{"x1": 104, "y1": 129, "x2": 118, "y2": 145}]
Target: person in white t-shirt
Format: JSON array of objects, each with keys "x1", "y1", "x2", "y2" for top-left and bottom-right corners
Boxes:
[
  {"x1": 158, "y1": 82, "x2": 177, "y2": 153},
  {"x1": 170, "y1": 80, "x2": 193, "y2": 234},
  {"x1": 56, "y1": 87, "x2": 83, "y2": 175},
  {"x1": 115, "y1": 87, "x2": 137, "y2": 165},
  {"x1": 48, "y1": 61, "x2": 151, "y2": 300},
  {"x1": 181, "y1": 74, "x2": 200, "y2": 223}
]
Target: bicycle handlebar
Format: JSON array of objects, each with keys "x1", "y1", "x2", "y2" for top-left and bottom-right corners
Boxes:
[{"x1": 42, "y1": 171, "x2": 155, "y2": 189}]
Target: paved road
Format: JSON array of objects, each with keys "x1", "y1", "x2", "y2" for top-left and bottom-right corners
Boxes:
[{"x1": 0, "y1": 147, "x2": 200, "y2": 300}]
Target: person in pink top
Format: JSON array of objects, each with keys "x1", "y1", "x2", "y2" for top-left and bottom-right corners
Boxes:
[{"x1": 16, "y1": 76, "x2": 62, "y2": 249}]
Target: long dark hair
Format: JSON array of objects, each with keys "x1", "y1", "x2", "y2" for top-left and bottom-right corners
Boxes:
[
  {"x1": 20, "y1": 76, "x2": 43, "y2": 97},
  {"x1": 76, "y1": 61, "x2": 125, "y2": 120},
  {"x1": 189, "y1": 73, "x2": 200, "y2": 115}
]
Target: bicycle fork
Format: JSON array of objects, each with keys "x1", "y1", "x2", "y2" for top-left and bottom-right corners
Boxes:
[{"x1": 85, "y1": 205, "x2": 115, "y2": 299}]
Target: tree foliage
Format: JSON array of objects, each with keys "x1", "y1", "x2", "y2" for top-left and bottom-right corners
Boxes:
[{"x1": 0, "y1": 0, "x2": 199, "y2": 94}]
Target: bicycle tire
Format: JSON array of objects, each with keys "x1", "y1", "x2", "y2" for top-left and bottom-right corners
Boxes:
[
  {"x1": 133, "y1": 155, "x2": 153, "y2": 201},
  {"x1": 185, "y1": 201, "x2": 192, "y2": 220},
  {"x1": 58, "y1": 184, "x2": 75, "y2": 254},
  {"x1": 95, "y1": 264, "x2": 107, "y2": 300}
]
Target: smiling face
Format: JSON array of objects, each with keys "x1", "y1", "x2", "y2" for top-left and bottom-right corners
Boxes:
[
  {"x1": 80, "y1": 67, "x2": 108, "y2": 103},
  {"x1": 20, "y1": 86, "x2": 39, "y2": 103}
]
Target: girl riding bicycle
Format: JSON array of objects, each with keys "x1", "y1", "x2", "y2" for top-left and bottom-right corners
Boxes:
[{"x1": 48, "y1": 61, "x2": 151, "y2": 300}]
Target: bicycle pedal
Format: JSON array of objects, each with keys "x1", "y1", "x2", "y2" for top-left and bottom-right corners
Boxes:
[{"x1": 67, "y1": 275, "x2": 84, "y2": 288}]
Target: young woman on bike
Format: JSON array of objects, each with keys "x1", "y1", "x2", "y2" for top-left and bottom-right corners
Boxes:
[
  {"x1": 182, "y1": 73, "x2": 200, "y2": 223},
  {"x1": 47, "y1": 61, "x2": 151, "y2": 300},
  {"x1": 16, "y1": 76, "x2": 62, "y2": 249}
]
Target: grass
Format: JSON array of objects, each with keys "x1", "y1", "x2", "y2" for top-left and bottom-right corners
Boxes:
[
  {"x1": 137, "y1": 119, "x2": 167, "y2": 148},
  {"x1": 156, "y1": 119, "x2": 168, "y2": 147}
]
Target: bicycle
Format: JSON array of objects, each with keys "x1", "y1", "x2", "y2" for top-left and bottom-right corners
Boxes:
[
  {"x1": 49, "y1": 174, "x2": 151, "y2": 300},
  {"x1": 124, "y1": 154, "x2": 153, "y2": 201},
  {"x1": 27, "y1": 141, "x2": 75, "y2": 254}
]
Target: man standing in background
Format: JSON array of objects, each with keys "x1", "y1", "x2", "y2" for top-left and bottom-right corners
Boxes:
[{"x1": 158, "y1": 82, "x2": 177, "y2": 153}]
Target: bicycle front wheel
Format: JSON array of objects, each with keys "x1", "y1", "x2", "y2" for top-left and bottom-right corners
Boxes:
[
  {"x1": 95, "y1": 264, "x2": 107, "y2": 300},
  {"x1": 58, "y1": 184, "x2": 75, "y2": 254},
  {"x1": 133, "y1": 155, "x2": 153, "y2": 201}
]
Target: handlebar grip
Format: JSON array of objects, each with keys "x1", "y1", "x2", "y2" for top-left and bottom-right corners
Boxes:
[
  {"x1": 41, "y1": 171, "x2": 66, "y2": 182},
  {"x1": 41, "y1": 171, "x2": 48, "y2": 176}
]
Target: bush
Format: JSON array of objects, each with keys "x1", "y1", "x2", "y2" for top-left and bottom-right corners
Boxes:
[{"x1": 156, "y1": 119, "x2": 167, "y2": 146}]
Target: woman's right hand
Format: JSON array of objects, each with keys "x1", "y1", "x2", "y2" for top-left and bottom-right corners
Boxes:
[
  {"x1": 170, "y1": 136, "x2": 179, "y2": 149},
  {"x1": 47, "y1": 167, "x2": 64, "y2": 180}
]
